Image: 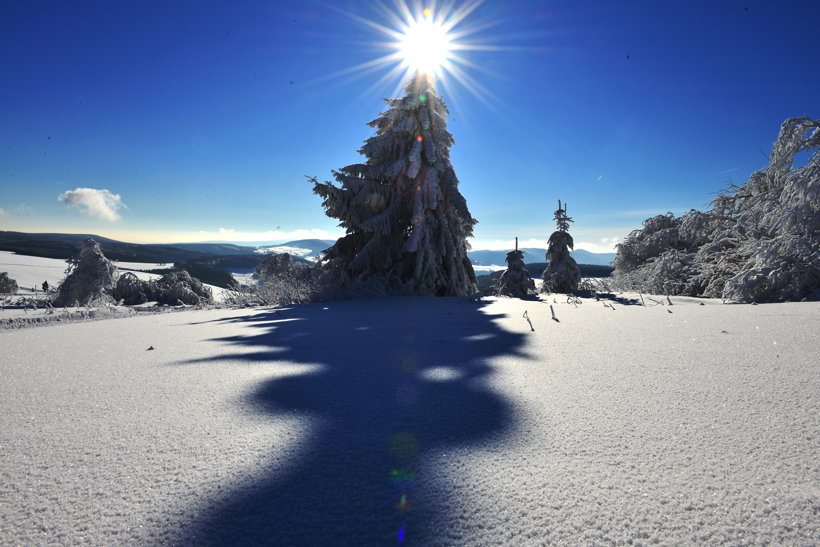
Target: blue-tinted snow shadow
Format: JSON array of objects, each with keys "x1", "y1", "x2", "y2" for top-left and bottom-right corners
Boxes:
[{"x1": 174, "y1": 297, "x2": 528, "y2": 546}]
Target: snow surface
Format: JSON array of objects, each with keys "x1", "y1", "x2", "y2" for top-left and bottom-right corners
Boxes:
[
  {"x1": 473, "y1": 264, "x2": 506, "y2": 273},
  {"x1": 0, "y1": 295, "x2": 817, "y2": 545},
  {"x1": 0, "y1": 251, "x2": 71, "y2": 292}
]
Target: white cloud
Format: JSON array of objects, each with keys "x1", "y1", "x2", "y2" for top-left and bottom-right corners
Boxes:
[
  {"x1": 574, "y1": 237, "x2": 621, "y2": 253},
  {"x1": 0, "y1": 208, "x2": 5, "y2": 216},
  {"x1": 58, "y1": 188, "x2": 125, "y2": 221}
]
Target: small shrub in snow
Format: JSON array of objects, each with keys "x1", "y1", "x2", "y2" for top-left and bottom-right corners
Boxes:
[
  {"x1": 146, "y1": 270, "x2": 214, "y2": 306},
  {"x1": 225, "y1": 267, "x2": 327, "y2": 307},
  {"x1": 0, "y1": 272, "x2": 19, "y2": 294},
  {"x1": 113, "y1": 269, "x2": 213, "y2": 306},
  {"x1": 113, "y1": 272, "x2": 149, "y2": 305}
]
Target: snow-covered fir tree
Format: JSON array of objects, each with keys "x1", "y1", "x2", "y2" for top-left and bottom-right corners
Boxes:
[
  {"x1": 0, "y1": 272, "x2": 19, "y2": 294},
  {"x1": 541, "y1": 200, "x2": 581, "y2": 293},
  {"x1": 54, "y1": 238, "x2": 117, "y2": 307},
  {"x1": 497, "y1": 237, "x2": 536, "y2": 298},
  {"x1": 312, "y1": 73, "x2": 477, "y2": 296}
]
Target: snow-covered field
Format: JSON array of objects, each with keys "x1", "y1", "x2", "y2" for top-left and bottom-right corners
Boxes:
[
  {"x1": 0, "y1": 294, "x2": 817, "y2": 545},
  {"x1": 0, "y1": 251, "x2": 75, "y2": 293},
  {"x1": 0, "y1": 251, "x2": 228, "y2": 301},
  {"x1": 473, "y1": 264, "x2": 505, "y2": 274}
]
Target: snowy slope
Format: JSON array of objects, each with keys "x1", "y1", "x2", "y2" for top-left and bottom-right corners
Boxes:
[
  {"x1": 0, "y1": 251, "x2": 228, "y2": 301},
  {"x1": 0, "y1": 251, "x2": 70, "y2": 291},
  {"x1": 0, "y1": 296, "x2": 817, "y2": 545}
]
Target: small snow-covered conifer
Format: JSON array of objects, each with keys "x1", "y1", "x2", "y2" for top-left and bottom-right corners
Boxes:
[
  {"x1": 312, "y1": 73, "x2": 477, "y2": 296},
  {"x1": 498, "y1": 237, "x2": 536, "y2": 298},
  {"x1": 541, "y1": 200, "x2": 581, "y2": 293}
]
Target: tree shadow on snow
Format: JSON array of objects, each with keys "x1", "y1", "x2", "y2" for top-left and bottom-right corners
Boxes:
[{"x1": 174, "y1": 297, "x2": 528, "y2": 546}]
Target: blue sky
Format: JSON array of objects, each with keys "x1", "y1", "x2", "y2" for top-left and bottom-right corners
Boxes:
[{"x1": 1, "y1": 0, "x2": 818, "y2": 252}]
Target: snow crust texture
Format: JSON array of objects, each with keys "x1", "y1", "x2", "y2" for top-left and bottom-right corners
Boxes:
[{"x1": 0, "y1": 296, "x2": 817, "y2": 545}]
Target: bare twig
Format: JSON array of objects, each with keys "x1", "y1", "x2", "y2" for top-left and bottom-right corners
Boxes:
[
  {"x1": 550, "y1": 305, "x2": 559, "y2": 322},
  {"x1": 523, "y1": 310, "x2": 534, "y2": 332}
]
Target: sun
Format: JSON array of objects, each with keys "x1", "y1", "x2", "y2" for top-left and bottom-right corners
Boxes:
[
  {"x1": 322, "y1": 1, "x2": 505, "y2": 106},
  {"x1": 397, "y1": 10, "x2": 454, "y2": 76}
]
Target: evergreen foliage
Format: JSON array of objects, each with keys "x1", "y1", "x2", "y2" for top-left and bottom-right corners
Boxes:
[
  {"x1": 312, "y1": 74, "x2": 477, "y2": 296},
  {"x1": 613, "y1": 116, "x2": 820, "y2": 302},
  {"x1": 497, "y1": 238, "x2": 536, "y2": 298},
  {"x1": 541, "y1": 200, "x2": 581, "y2": 293}
]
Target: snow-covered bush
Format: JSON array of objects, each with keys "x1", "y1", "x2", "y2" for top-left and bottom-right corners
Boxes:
[
  {"x1": 613, "y1": 116, "x2": 819, "y2": 302},
  {"x1": 145, "y1": 270, "x2": 213, "y2": 306},
  {"x1": 113, "y1": 272, "x2": 149, "y2": 305},
  {"x1": 0, "y1": 272, "x2": 19, "y2": 294},
  {"x1": 53, "y1": 239, "x2": 117, "y2": 307},
  {"x1": 113, "y1": 270, "x2": 213, "y2": 306},
  {"x1": 541, "y1": 200, "x2": 581, "y2": 293},
  {"x1": 497, "y1": 239, "x2": 535, "y2": 298},
  {"x1": 225, "y1": 268, "x2": 327, "y2": 307},
  {"x1": 312, "y1": 73, "x2": 477, "y2": 297}
]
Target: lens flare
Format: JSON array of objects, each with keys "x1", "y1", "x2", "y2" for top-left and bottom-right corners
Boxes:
[
  {"x1": 390, "y1": 469, "x2": 416, "y2": 489},
  {"x1": 398, "y1": 15, "x2": 453, "y2": 75},
  {"x1": 394, "y1": 494, "x2": 413, "y2": 511}
]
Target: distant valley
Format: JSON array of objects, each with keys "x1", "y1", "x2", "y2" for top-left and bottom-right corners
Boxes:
[{"x1": 0, "y1": 232, "x2": 616, "y2": 288}]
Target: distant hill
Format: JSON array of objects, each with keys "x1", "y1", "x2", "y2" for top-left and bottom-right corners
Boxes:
[
  {"x1": 255, "y1": 239, "x2": 336, "y2": 261},
  {"x1": 468, "y1": 248, "x2": 616, "y2": 267},
  {"x1": 0, "y1": 231, "x2": 256, "y2": 263}
]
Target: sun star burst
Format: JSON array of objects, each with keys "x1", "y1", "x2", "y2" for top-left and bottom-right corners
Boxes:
[
  {"x1": 397, "y1": 11, "x2": 454, "y2": 76},
  {"x1": 322, "y1": 0, "x2": 503, "y2": 107}
]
